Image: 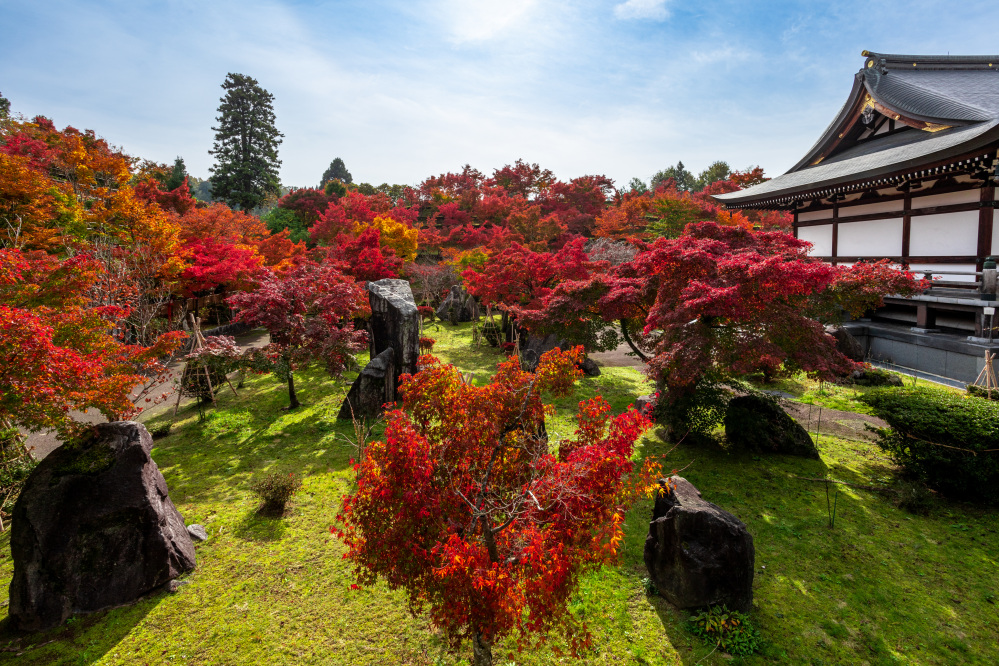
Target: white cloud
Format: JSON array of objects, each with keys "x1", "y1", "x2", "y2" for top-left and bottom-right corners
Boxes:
[
  {"x1": 437, "y1": 0, "x2": 540, "y2": 44},
  {"x1": 613, "y1": 0, "x2": 671, "y2": 21}
]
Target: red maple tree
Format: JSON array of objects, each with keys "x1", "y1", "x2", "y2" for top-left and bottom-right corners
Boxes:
[
  {"x1": 227, "y1": 261, "x2": 368, "y2": 408},
  {"x1": 336, "y1": 348, "x2": 659, "y2": 665}
]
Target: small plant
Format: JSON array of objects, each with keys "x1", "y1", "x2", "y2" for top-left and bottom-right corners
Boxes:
[
  {"x1": 686, "y1": 605, "x2": 762, "y2": 656},
  {"x1": 419, "y1": 336, "x2": 436, "y2": 354},
  {"x1": 250, "y1": 472, "x2": 302, "y2": 513},
  {"x1": 893, "y1": 480, "x2": 935, "y2": 515},
  {"x1": 417, "y1": 305, "x2": 435, "y2": 322},
  {"x1": 500, "y1": 341, "x2": 516, "y2": 356},
  {"x1": 641, "y1": 577, "x2": 658, "y2": 596}
]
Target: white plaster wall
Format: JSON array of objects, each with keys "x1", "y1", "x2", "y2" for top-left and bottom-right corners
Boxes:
[
  {"x1": 797, "y1": 224, "x2": 833, "y2": 256},
  {"x1": 798, "y1": 209, "x2": 834, "y2": 222},
  {"x1": 909, "y1": 210, "x2": 979, "y2": 256},
  {"x1": 993, "y1": 218, "x2": 999, "y2": 256},
  {"x1": 838, "y1": 200, "x2": 903, "y2": 217},
  {"x1": 838, "y1": 218, "x2": 903, "y2": 256},
  {"x1": 908, "y1": 263, "x2": 978, "y2": 283},
  {"x1": 912, "y1": 189, "x2": 980, "y2": 209}
]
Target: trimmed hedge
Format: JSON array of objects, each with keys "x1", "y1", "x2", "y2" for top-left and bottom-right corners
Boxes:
[{"x1": 861, "y1": 387, "x2": 999, "y2": 503}]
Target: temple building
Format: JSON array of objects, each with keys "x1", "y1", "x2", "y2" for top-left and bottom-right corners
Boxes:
[{"x1": 714, "y1": 51, "x2": 999, "y2": 385}]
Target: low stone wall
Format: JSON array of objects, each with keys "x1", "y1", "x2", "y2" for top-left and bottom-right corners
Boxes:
[{"x1": 845, "y1": 322, "x2": 999, "y2": 386}]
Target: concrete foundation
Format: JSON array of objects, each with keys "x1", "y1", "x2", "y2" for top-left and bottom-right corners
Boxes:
[{"x1": 844, "y1": 322, "x2": 999, "y2": 387}]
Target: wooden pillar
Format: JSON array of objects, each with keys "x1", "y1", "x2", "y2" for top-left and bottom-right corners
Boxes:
[
  {"x1": 916, "y1": 304, "x2": 936, "y2": 329},
  {"x1": 793, "y1": 210, "x2": 798, "y2": 238},
  {"x1": 901, "y1": 190, "x2": 912, "y2": 267},
  {"x1": 978, "y1": 185, "x2": 995, "y2": 269},
  {"x1": 831, "y1": 199, "x2": 839, "y2": 265}
]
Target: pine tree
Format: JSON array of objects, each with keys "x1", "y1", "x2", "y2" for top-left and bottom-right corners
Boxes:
[
  {"x1": 209, "y1": 73, "x2": 283, "y2": 211},
  {"x1": 321, "y1": 157, "x2": 352, "y2": 186},
  {"x1": 165, "y1": 157, "x2": 189, "y2": 191}
]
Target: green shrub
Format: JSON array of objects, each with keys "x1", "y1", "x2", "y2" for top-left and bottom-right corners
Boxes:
[
  {"x1": 861, "y1": 387, "x2": 999, "y2": 503},
  {"x1": 655, "y1": 379, "x2": 730, "y2": 442},
  {"x1": 966, "y1": 383, "x2": 999, "y2": 401},
  {"x1": 250, "y1": 472, "x2": 302, "y2": 512},
  {"x1": 0, "y1": 429, "x2": 38, "y2": 522},
  {"x1": 686, "y1": 605, "x2": 762, "y2": 656}
]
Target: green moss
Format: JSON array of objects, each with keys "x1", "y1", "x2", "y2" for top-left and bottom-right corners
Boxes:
[
  {"x1": 51, "y1": 435, "x2": 116, "y2": 478},
  {"x1": 1, "y1": 327, "x2": 997, "y2": 665}
]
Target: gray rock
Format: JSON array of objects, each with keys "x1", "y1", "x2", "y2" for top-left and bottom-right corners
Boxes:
[
  {"x1": 436, "y1": 285, "x2": 479, "y2": 323},
  {"x1": 636, "y1": 395, "x2": 653, "y2": 413},
  {"x1": 580, "y1": 357, "x2": 601, "y2": 377},
  {"x1": 724, "y1": 394, "x2": 820, "y2": 458},
  {"x1": 9, "y1": 422, "x2": 195, "y2": 632},
  {"x1": 367, "y1": 279, "x2": 420, "y2": 381},
  {"x1": 187, "y1": 524, "x2": 208, "y2": 542},
  {"x1": 519, "y1": 333, "x2": 599, "y2": 376},
  {"x1": 338, "y1": 348, "x2": 396, "y2": 420},
  {"x1": 167, "y1": 580, "x2": 191, "y2": 593},
  {"x1": 850, "y1": 367, "x2": 904, "y2": 387},
  {"x1": 826, "y1": 325, "x2": 865, "y2": 362},
  {"x1": 644, "y1": 477, "x2": 754, "y2": 612}
]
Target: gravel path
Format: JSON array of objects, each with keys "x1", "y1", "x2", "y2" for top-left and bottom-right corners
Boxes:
[{"x1": 24, "y1": 329, "x2": 270, "y2": 460}]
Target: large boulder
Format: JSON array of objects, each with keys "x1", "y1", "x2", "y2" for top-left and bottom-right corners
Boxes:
[
  {"x1": 644, "y1": 477, "x2": 754, "y2": 612},
  {"x1": 724, "y1": 394, "x2": 820, "y2": 459},
  {"x1": 9, "y1": 422, "x2": 195, "y2": 632},
  {"x1": 519, "y1": 332, "x2": 600, "y2": 376},
  {"x1": 338, "y1": 348, "x2": 395, "y2": 420},
  {"x1": 368, "y1": 279, "x2": 420, "y2": 381},
  {"x1": 436, "y1": 285, "x2": 479, "y2": 323},
  {"x1": 825, "y1": 325, "x2": 864, "y2": 362}
]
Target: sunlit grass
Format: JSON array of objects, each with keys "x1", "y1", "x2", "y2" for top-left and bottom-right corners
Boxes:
[{"x1": 0, "y1": 325, "x2": 996, "y2": 665}]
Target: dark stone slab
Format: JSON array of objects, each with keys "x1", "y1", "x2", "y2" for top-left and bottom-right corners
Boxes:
[
  {"x1": 724, "y1": 394, "x2": 820, "y2": 458},
  {"x1": 9, "y1": 422, "x2": 195, "y2": 632},
  {"x1": 338, "y1": 348, "x2": 396, "y2": 420},
  {"x1": 519, "y1": 332, "x2": 599, "y2": 375},
  {"x1": 644, "y1": 477, "x2": 754, "y2": 612}
]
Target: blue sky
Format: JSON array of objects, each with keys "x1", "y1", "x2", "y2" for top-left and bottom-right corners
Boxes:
[{"x1": 3, "y1": 1, "x2": 999, "y2": 188}]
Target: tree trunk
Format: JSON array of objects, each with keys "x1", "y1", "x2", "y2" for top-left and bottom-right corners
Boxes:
[
  {"x1": 287, "y1": 372, "x2": 301, "y2": 409},
  {"x1": 619, "y1": 319, "x2": 650, "y2": 362},
  {"x1": 472, "y1": 632, "x2": 493, "y2": 666}
]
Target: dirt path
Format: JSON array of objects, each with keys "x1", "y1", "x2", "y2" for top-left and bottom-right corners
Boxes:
[
  {"x1": 784, "y1": 400, "x2": 886, "y2": 441},
  {"x1": 23, "y1": 329, "x2": 271, "y2": 460},
  {"x1": 589, "y1": 341, "x2": 647, "y2": 369}
]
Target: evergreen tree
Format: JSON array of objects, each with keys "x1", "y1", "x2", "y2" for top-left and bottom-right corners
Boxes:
[
  {"x1": 209, "y1": 73, "x2": 283, "y2": 211},
  {"x1": 321, "y1": 157, "x2": 352, "y2": 186},
  {"x1": 650, "y1": 161, "x2": 696, "y2": 192},
  {"x1": 0, "y1": 91, "x2": 10, "y2": 119},
  {"x1": 165, "y1": 156, "x2": 189, "y2": 191},
  {"x1": 694, "y1": 160, "x2": 731, "y2": 191}
]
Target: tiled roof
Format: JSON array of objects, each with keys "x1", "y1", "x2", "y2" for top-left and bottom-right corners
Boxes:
[{"x1": 715, "y1": 52, "x2": 999, "y2": 208}]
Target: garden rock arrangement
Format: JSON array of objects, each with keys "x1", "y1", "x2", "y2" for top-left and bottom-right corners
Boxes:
[
  {"x1": 340, "y1": 279, "x2": 418, "y2": 419},
  {"x1": 8, "y1": 421, "x2": 196, "y2": 632},
  {"x1": 436, "y1": 284, "x2": 479, "y2": 322},
  {"x1": 724, "y1": 394, "x2": 820, "y2": 458},
  {"x1": 644, "y1": 476, "x2": 754, "y2": 612}
]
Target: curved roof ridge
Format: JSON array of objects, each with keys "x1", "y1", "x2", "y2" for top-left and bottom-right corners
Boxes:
[
  {"x1": 864, "y1": 69, "x2": 992, "y2": 123},
  {"x1": 863, "y1": 51, "x2": 999, "y2": 70}
]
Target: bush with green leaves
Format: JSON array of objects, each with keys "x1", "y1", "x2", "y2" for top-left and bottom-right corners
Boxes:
[
  {"x1": 654, "y1": 378, "x2": 730, "y2": 442},
  {"x1": 686, "y1": 605, "x2": 762, "y2": 656},
  {"x1": 0, "y1": 429, "x2": 37, "y2": 525},
  {"x1": 861, "y1": 387, "x2": 999, "y2": 503},
  {"x1": 250, "y1": 472, "x2": 302, "y2": 512}
]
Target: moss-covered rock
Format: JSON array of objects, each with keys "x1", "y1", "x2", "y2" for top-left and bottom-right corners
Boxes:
[{"x1": 724, "y1": 394, "x2": 819, "y2": 458}]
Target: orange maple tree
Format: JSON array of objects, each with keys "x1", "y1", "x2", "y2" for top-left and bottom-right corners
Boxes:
[{"x1": 336, "y1": 348, "x2": 660, "y2": 665}]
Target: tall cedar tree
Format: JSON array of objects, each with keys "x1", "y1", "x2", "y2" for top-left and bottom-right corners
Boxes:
[
  {"x1": 321, "y1": 157, "x2": 352, "y2": 185},
  {"x1": 209, "y1": 73, "x2": 283, "y2": 211}
]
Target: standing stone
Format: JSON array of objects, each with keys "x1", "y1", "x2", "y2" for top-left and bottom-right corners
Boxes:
[
  {"x1": 368, "y1": 279, "x2": 420, "y2": 381},
  {"x1": 9, "y1": 422, "x2": 195, "y2": 632},
  {"x1": 724, "y1": 394, "x2": 820, "y2": 458},
  {"x1": 644, "y1": 476, "x2": 754, "y2": 612},
  {"x1": 339, "y1": 279, "x2": 419, "y2": 419},
  {"x1": 436, "y1": 285, "x2": 479, "y2": 323},
  {"x1": 337, "y1": 348, "x2": 396, "y2": 420}
]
